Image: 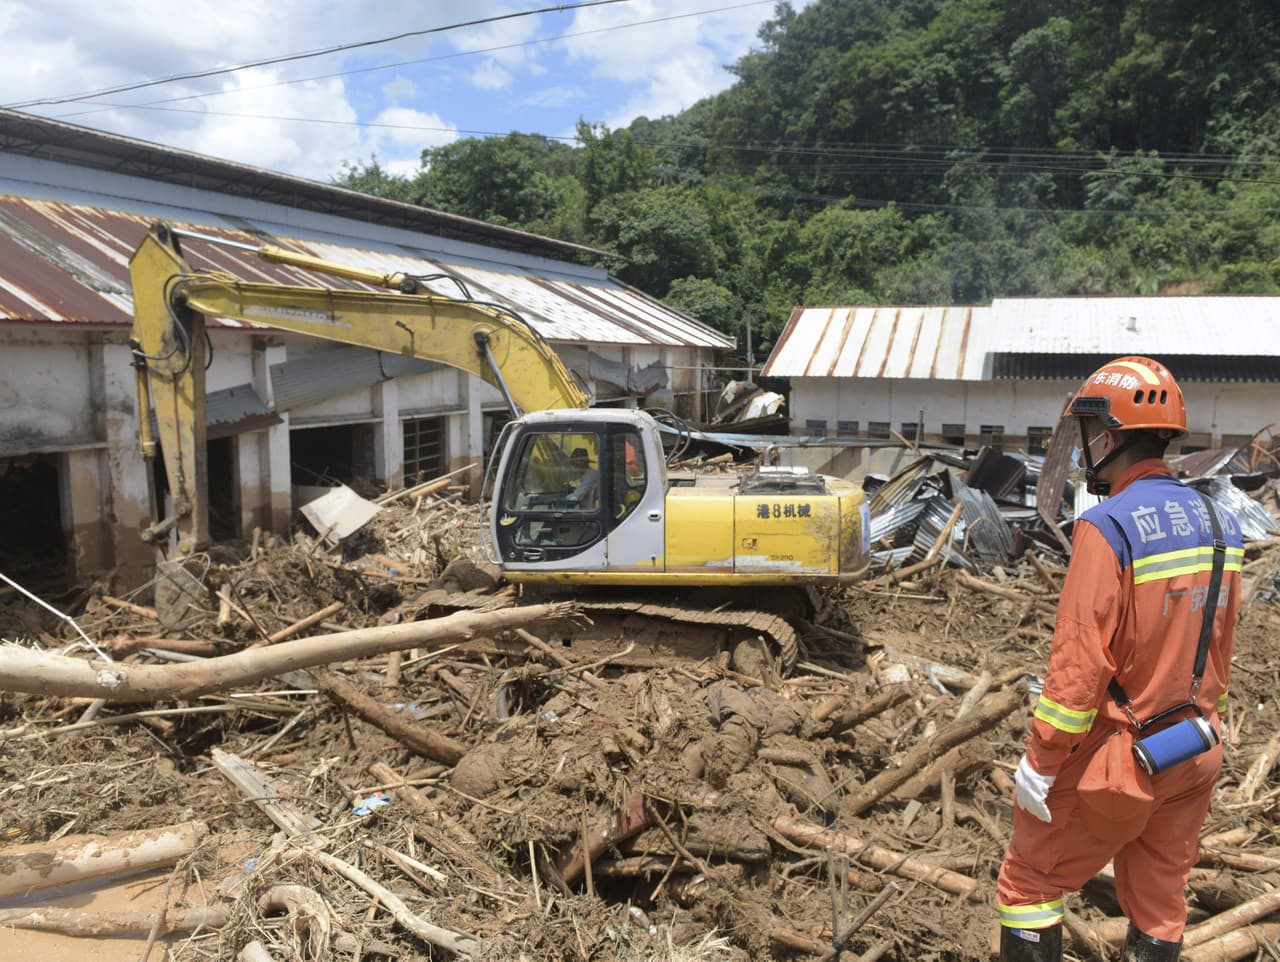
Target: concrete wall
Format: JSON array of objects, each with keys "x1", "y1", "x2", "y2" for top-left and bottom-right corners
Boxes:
[
  {"x1": 790, "y1": 376, "x2": 1280, "y2": 449},
  {"x1": 0, "y1": 322, "x2": 710, "y2": 586}
]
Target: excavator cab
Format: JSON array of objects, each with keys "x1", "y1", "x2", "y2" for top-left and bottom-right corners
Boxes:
[{"x1": 488, "y1": 410, "x2": 666, "y2": 571}]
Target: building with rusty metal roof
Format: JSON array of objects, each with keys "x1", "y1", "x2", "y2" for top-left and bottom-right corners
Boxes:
[
  {"x1": 764, "y1": 297, "x2": 1280, "y2": 457},
  {"x1": 0, "y1": 109, "x2": 733, "y2": 584}
]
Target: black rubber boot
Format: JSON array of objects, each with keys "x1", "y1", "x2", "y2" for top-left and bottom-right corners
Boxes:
[
  {"x1": 999, "y1": 923, "x2": 1062, "y2": 962},
  {"x1": 1121, "y1": 924, "x2": 1182, "y2": 961}
]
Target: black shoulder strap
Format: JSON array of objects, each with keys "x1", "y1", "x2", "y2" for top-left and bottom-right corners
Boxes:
[{"x1": 1108, "y1": 489, "x2": 1227, "y2": 722}]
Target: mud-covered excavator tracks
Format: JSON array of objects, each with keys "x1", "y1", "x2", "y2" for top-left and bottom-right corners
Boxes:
[{"x1": 415, "y1": 587, "x2": 846, "y2": 676}]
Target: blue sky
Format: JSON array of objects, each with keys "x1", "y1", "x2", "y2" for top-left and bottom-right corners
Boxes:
[{"x1": 3, "y1": 0, "x2": 808, "y2": 181}]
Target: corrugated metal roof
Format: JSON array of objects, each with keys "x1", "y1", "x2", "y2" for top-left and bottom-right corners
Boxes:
[
  {"x1": 763, "y1": 296, "x2": 1280, "y2": 384},
  {"x1": 0, "y1": 194, "x2": 733, "y2": 350},
  {"x1": 989, "y1": 296, "x2": 1280, "y2": 356},
  {"x1": 761, "y1": 305, "x2": 988, "y2": 379}
]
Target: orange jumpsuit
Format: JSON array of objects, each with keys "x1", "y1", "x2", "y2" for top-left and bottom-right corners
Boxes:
[{"x1": 997, "y1": 460, "x2": 1243, "y2": 940}]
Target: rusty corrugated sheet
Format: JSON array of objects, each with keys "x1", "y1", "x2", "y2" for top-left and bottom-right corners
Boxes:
[
  {"x1": 0, "y1": 194, "x2": 734, "y2": 350},
  {"x1": 761, "y1": 305, "x2": 989, "y2": 380}
]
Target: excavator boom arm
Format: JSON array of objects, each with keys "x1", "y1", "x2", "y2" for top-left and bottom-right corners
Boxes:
[{"x1": 129, "y1": 222, "x2": 587, "y2": 553}]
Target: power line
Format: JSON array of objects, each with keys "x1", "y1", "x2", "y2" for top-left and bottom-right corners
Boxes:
[
  {"x1": 55, "y1": 99, "x2": 1280, "y2": 189},
  {"x1": 50, "y1": 0, "x2": 775, "y2": 122},
  {"x1": 5, "y1": 0, "x2": 629, "y2": 109}
]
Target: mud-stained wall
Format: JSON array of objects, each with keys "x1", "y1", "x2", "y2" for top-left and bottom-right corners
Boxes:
[{"x1": 0, "y1": 331, "x2": 96, "y2": 454}]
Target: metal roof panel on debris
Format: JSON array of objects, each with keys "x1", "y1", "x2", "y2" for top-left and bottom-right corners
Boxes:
[
  {"x1": 763, "y1": 306, "x2": 988, "y2": 380},
  {"x1": 0, "y1": 194, "x2": 731, "y2": 349}
]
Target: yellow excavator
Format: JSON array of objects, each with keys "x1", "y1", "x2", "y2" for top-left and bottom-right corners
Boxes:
[{"x1": 129, "y1": 223, "x2": 869, "y2": 669}]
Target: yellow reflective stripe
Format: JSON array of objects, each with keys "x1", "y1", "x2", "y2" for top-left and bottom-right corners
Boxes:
[
  {"x1": 1132, "y1": 546, "x2": 1244, "y2": 586},
  {"x1": 1112, "y1": 360, "x2": 1161, "y2": 385},
  {"x1": 1216, "y1": 691, "x2": 1228, "y2": 713},
  {"x1": 998, "y1": 900, "x2": 1065, "y2": 928},
  {"x1": 1133, "y1": 546, "x2": 1243, "y2": 568},
  {"x1": 1034, "y1": 695, "x2": 1097, "y2": 734}
]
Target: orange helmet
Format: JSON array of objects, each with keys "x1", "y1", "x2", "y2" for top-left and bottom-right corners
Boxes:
[{"x1": 1064, "y1": 356, "x2": 1187, "y2": 438}]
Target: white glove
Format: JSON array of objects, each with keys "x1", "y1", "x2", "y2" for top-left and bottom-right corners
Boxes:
[{"x1": 1014, "y1": 755, "x2": 1055, "y2": 823}]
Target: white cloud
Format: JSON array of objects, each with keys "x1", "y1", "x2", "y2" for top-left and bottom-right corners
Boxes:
[
  {"x1": 381, "y1": 75, "x2": 418, "y2": 104},
  {"x1": 1, "y1": 0, "x2": 804, "y2": 179},
  {"x1": 470, "y1": 59, "x2": 513, "y2": 92}
]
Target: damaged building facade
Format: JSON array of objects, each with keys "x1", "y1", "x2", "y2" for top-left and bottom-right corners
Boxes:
[
  {"x1": 766, "y1": 299, "x2": 1280, "y2": 454},
  {"x1": 0, "y1": 110, "x2": 733, "y2": 585}
]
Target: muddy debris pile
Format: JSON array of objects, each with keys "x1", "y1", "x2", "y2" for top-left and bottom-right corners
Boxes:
[{"x1": 1, "y1": 472, "x2": 1278, "y2": 962}]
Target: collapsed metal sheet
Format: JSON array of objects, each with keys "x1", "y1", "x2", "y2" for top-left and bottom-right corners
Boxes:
[
  {"x1": 911, "y1": 496, "x2": 975, "y2": 571},
  {"x1": 1191, "y1": 477, "x2": 1279, "y2": 541},
  {"x1": 956, "y1": 485, "x2": 1014, "y2": 562}
]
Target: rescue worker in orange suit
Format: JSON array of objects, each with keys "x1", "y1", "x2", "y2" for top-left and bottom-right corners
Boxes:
[{"x1": 996, "y1": 357, "x2": 1244, "y2": 962}]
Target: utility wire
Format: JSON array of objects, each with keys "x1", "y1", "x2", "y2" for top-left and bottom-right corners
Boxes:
[
  {"x1": 5, "y1": 0, "x2": 630, "y2": 109},
  {"x1": 54, "y1": 99, "x2": 1280, "y2": 188},
  {"x1": 50, "y1": 0, "x2": 774, "y2": 123}
]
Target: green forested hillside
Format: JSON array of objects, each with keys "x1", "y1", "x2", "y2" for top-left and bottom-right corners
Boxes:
[{"x1": 336, "y1": 0, "x2": 1280, "y2": 354}]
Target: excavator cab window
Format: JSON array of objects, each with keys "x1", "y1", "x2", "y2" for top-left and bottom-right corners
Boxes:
[{"x1": 500, "y1": 431, "x2": 603, "y2": 552}]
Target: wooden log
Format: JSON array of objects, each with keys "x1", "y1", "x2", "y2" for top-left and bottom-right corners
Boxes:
[
  {"x1": 1197, "y1": 847, "x2": 1280, "y2": 872},
  {"x1": 0, "y1": 905, "x2": 228, "y2": 937},
  {"x1": 376, "y1": 464, "x2": 475, "y2": 504},
  {"x1": 1182, "y1": 924, "x2": 1280, "y2": 961},
  {"x1": 955, "y1": 571, "x2": 1058, "y2": 615},
  {"x1": 238, "y1": 942, "x2": 276, "y2": 962},
  {"x1": 772, "y1": 816, "x2": 981, "y2": 900},
  {"x1": 844, "y1": 686, "x2": 1024, "y2": 816},
  {"x1": 1184, "y1": 889, "x2": 1280, "y2": 947},
  {"x1": 249, "y1": 601, "x2": 346, "y2": 648},
  {"x1": 314, "y1": 668, "x2": 466, "y2": 765},
  {"x1": 923, "y1": 502, "x2": 964, "y2": 562},
  {"x1": 0, "y1": 821, "x2": 207, "y2": 898},
  {"x1": 310, "y1": 849, "x2": 479, "y2": 958},
  {"x1": 101, "y1": 595, "x2": 158, "y2": 619},
  {"x1": 867, "y1": 554, "x2": 942, "y2": 589},
  {"x1": 110, "y1": 637, "x2": 222, "y2": 658},
  {"x1": 1236, "y1": 730, "x2": 1280, "y2": 802},
  {"x1": 822, "y1": 685, "x2": 912, "y2": 736},
  {"x1": 816, "y1": 883, "x2": 899, "y2": 962},
  {"x1": 0, "y1": 602, "x2": 571, "y2": 702},
  {"x1": 887, "y1": 743, "x2": 986, "y2": 801}
]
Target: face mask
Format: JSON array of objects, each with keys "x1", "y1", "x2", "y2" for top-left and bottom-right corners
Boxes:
[{"x1": 1071, "y1": 432, "x2": 1107, "y2": 473}]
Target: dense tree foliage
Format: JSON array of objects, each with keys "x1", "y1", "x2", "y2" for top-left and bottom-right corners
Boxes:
[{"x1": 336, "y1": 0, "x2": 1280, "y2": 354}]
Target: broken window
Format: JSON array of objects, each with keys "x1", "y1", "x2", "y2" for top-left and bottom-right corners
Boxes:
[
  {"x1": 942, "y1": 423, "x2": 966, "y2": 446},
  {"x1": 1026, "y1": 426, "x2": 1053, "y2": 455},
  {"x1": 980, "y1": 424, "x2": 1005, "y2": 453},
  {"x1": 900, "y1": 422, "x2": 921, "y2": 442},
  {"x1": 868, "y1": 421, "x2": 891, "y2": 439},
  {"x1": 837, "y1": 420, "x2": 859, "y2": 438},
  {"x1": 805, "y1": 419, "x2": 828, "y2": 438}
]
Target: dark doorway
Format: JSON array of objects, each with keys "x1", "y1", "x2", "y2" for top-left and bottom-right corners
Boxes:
[
  {"x1": 0, "y1": 455, "x2": 67, "y2": 591},
  {"x1": 290, "y1": 423, "x2": 375, "y2": 486}
]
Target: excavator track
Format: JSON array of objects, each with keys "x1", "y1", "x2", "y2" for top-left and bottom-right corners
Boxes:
[{"x1": 418, "y1": 587, "x2": 811, "y2": 674}]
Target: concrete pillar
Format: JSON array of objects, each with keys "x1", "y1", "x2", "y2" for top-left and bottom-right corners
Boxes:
[
  {"x1": 452, "y1": 369, "x2": 483, "y2": 498},
  {"x1": 98, "y1": 340, "x2": 155, "y2": 586},
  {"x1": 234, "y1": 431, "x2": 267, "y2": 537},
  {"x1": 253, "y1": 341, "x2": 292, "y2": 534},
  {"x1": 63, "y1": 448, "x2": 110, "y2": 578},
  {"x1": 372, "y1": 378, "x2": 403, "y2": 488}
]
